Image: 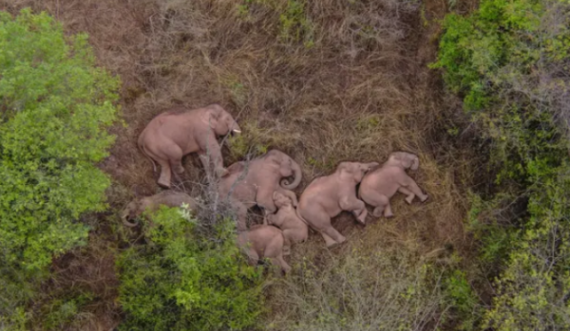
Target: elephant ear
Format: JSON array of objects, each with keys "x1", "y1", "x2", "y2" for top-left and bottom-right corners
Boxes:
[
  {"x1": 207, "y1": 106, "x2": 223, "y2": 129},
  {"x1": 338, "y1": 162, "x2": 362, "y2": 183}
]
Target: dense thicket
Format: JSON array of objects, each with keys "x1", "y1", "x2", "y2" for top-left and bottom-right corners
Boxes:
[
  {"x1": 117, "y1": 206, "x2": 264, "y2": 331},
  {"x1": 0, "y1": 9, "x2": 118, "y2": 328},
  {"x1": 434, "y1": 0, "x2": 570, "y2": 328}
]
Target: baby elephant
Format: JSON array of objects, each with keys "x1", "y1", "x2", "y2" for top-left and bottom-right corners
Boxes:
[
  {"x1": 359, "y1": 151, "x2": 428, "y2": 218},
  {"x1": 238, "y1": 225, "x2": 291, "y2": 274},
  {"x1": 266, "y1": 191, "x2": 309, "y2": 255},
  {"x1": 121, "y1": 190, "x2": 200, "y2": 227}
]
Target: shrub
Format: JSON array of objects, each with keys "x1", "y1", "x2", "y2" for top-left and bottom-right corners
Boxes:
[
  {"x1": 117, "y1": 205, "x2": 264, "y2": 331},
  {"x1": 434, "y1": 0, "x2": 570, "y2": 328},
  {"x1": 265, "y1": 246, "x2": 448, "y2": 331},
  {"x1": 0, "y1": 8, "x2": 118, "y2": 327}
]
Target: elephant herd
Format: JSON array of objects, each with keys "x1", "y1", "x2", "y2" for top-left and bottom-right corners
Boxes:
[{"x1": 122, "y1": 104, "x2": 428, "y2": 274}]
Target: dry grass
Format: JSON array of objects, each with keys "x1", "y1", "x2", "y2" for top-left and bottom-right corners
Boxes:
[{"x1": 0, "y1": 0, "x2": 477, "y2": 329}]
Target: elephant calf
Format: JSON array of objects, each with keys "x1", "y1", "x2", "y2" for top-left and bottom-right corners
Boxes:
[
  {"x1": 218, "y1": 149, "x2": 302, "y2": 231},
  {"x1": 121, "y1": 190, "x2": 200, "y2": 227},
  {"x1": 266, "y1": 191, "x2": 308, "y2": 255},
  {"x1": 359, "y1": 151, "x2": 428, "y2": 218},
  {"x1": 138, "y1": 104, "x2": 241, "y2": 188},
  {"x1": 297, "y1": 161, "x2": 379, "y2": 247},
  {"x1": 237, "y1": 225, "x2": 291, "y2": 274}
]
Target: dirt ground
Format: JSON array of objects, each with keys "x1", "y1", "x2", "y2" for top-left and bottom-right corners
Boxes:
[{"x1": 0, "y1": 0, "x2": 478, "y2": 329}]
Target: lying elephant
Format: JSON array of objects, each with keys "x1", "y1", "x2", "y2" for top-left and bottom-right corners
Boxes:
[
  {"x1": 218, "y1": 149, "x2": 302, "y2": 231},
  {"x1": 121, "y1": 190, "x2": 200, "y2": 227},
  {"x1": 237, "y1": 225, "x2": 291, "y2": 274},
  {"x1": 359, "y1": 151, "x2": 428, "y2": 218},
  {"x1": 266, "y1": 191, "x2": 308, "y2": 255},
  {"x1": 138, "y1": 104, "x2": 241, "y2": 188},
  {"x1": 297, "y1": 161, "x2": 379, "y2": 247}
]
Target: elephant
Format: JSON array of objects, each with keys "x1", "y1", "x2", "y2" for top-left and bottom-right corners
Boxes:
[
  {"x1": 359, "y1": 151, "x2": 428, "y2": 218},
  {"x1": 237, "y1": 225, "x2": 291, "y2": 274},
  {"x1": 138, "y1": 104, "x2": 241, "y2": 188},
  {"x1": 297, "y1": 161, "x2": 379, "y2": 247},
  {"x1": 218, "y1": 149, "x2": 302, "y2": 231},
  {"x1": 121, "y1": 190, "x2": 200, "y2": 227},
  {"x1": 266, "y1": 191, "x2": 309, "y2": 255}
]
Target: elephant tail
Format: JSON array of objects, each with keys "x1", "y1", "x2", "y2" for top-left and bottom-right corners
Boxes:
[{"x1": 138, "y1": 133, "x2": 157, "y2": 173}]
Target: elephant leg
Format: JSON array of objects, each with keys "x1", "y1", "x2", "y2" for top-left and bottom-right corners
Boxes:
[
  {"x1": 321, "y1": 225, "x2": 346, "y2": 247},
  {"x1": 282, "y1": 232, "x2": 292, "y2": 256},
  {"x1": 402, "y1": 177, "x2": 428, "y2": 202},
  {"x1": 156, "y1": 159, "x2": 173, "y2": 188},
  {"x1": 398, "y1": 187, "x2": 415, "y2": 204},
  {"x1": 247, "y1": 249, "x2": 259, "y2": 266},
  {"x1": 200, "y1": 136, "x2": 227, "y2": 177},
  {"x1": 321, "y1": 232, "x2": 339, "y2": 247},
  {"x1": 229, "y1": 198, "x2": 248, "y2": 231},
  {"x1": 364, "y1": 192, "x2": 390, "y2": 218},
  {"x1": 339, "y1": 196, "x2": 367, "y2": 224},
  {"x1": 383, "y1": 203, "x2": 394, "y2": 218}
]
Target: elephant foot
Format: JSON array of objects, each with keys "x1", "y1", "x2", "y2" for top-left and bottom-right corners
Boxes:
[
  {"x1": 157, "y1": 179, "x2": 171, "y2": 189},
  {"x1": 405, "y1": 195, "x2": 414, "y2": 204},
  {"x1": 420, "y1": 194, "x2": 429, "y2": 202},
  {"x1": 384, "y1": 210, "x2": 394, "y2": 218},
  {"x1": 372, "y1": 207, "x2": 384, "y2": 218},
  {"x1": 215, "y1": 167, "x2": 229, "y2": 178}
]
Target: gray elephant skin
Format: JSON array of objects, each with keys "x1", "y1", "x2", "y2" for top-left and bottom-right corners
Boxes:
[
  {"x1": 121, "y1": 190, "x2": 200, "y2": 227},
  {"x1": 218, "y1": 149, "x2": 302, "y2": 231},
  {"x1": 138, "y1": 104, "x2": 241, "y2": 188},
  {"x1": 359, "y1": 151, "x2": 428, "y2": 218},
  {"x1": 238, "y1": 225, "x2": 291, "y2": 274},
  {"x1": 297, "y1": 161, "x2": 379, "y2": 247}
]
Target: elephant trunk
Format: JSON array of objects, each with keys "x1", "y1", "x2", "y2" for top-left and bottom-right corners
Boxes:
[
  {"x1": 280, "y1": 159, "x2": 302, "y2": 190},
  {"x1": 121, "y1": 210, "x2": 138, "y2": 227}
]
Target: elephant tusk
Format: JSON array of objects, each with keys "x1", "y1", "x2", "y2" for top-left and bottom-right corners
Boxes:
[{"x1": 233, "y1": 129, "x2": 242, "y2": 133}]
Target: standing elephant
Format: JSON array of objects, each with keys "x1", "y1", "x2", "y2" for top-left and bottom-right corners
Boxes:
[
  {"x1": 121, "y1": 190, "x2": 200, "y2": 227},
  {"x1": 238, "y1": 225, "x2": 291, "y2": 274},
  {"x1": 267, "y1": 191, "x2": 309, "y2": 255},
  {"x1": 359, "y1": 151, "x2": 428, "y2": 218},
  {"x1": 138, "y1": 104, "x2": 241, "y2": 188},
  {"x1": 297, "y1": 162, "x2": 379, "y2": 247},
  {"x1": 218, "y1": 149, "x2": 302, "y2": 231}
]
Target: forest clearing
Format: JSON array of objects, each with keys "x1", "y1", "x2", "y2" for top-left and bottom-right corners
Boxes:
[{"x1": 1, "y1": 0, "x2": 569, "y2": 330}]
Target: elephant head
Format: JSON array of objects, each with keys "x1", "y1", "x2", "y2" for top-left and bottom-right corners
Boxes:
[
  {"x1": 265, "y1": 150, "x2": 302, "y2": 190},
  {"x1": 387, "y1": 152, "x2": 419, "y2": 170},
  {"x1": 273, "y1": 191, "x2": 295, "y2": 208},
  {"x1": 207, "y1": 104, "x2": 241, "y2": 136},
  {"x1": 337, "y1": 161, "x2": 380, "y2": 183}
]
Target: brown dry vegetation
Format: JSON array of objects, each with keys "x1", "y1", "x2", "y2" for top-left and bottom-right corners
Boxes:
[{"x1": 1, "y1": 0, "x2": 479, "y2": 329}]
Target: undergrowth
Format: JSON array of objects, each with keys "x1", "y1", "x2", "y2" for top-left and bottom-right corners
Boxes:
[
  {"x1": 0, "y1": 9, "x2": 118, "y2": 329},
  {"x1": 117, "y1": 205, "x2": 264, "y2": 331},
  {"x1": 434, "y1": 0, "x2": 570, "y2": 328}
]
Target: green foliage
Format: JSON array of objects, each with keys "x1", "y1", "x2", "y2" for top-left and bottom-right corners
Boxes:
[
  {"x1": 435, "y1": 0, "x2": 570, "y2": 328},
  {"x1": 117, "y1": 205, "x2": 264, "y2": 331},
  {"x1": 0, "y1": 8, "x2": 118, "y2": 328},
  {"x1": 443, "y1": 269, "x2": 479, "y2": 330}
]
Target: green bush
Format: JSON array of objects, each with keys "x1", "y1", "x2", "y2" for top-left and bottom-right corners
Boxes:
[
  {"x1": 117, "y1": 205, "x2": 264, "y2": 331},
  {"x1": 434, "y1": 0, "x2": 570, "y2": 328},
  {"x1": 0, "y1": 8, "x2": 118, "y2": 327}
]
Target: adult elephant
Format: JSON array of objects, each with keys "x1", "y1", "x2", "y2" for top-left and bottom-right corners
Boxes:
[
  {"x1": 138, "y1": 104, "x2": 241, "y2": 188},
  {"x1": 297, "y1": 161, "x2": 379, "y2": 247},
  {"x1": 218, "y1": 149, "x2": 302, "y2": 231},
  {"x1": 359, "y1": 151, "x2": 428, "y2": 218},
  {"x1": 120, "y1": 190, "x2": 200, "y2": 227}
]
